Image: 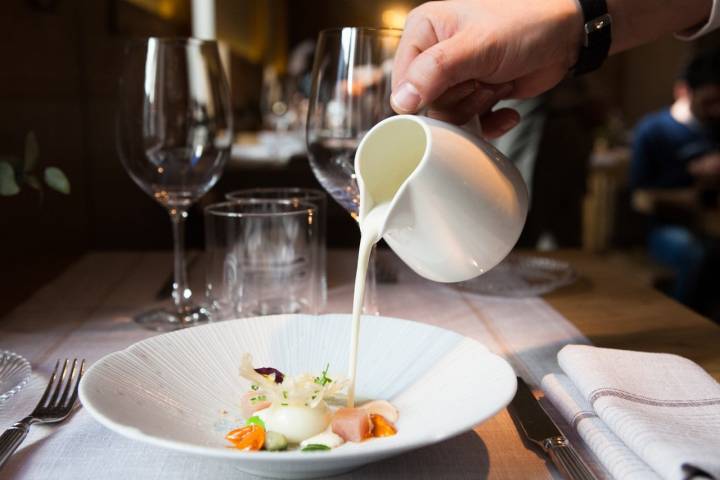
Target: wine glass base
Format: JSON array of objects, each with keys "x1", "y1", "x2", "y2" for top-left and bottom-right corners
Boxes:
[{"x1": 133, "y1": 306, "x2": 211, "y2": 332}]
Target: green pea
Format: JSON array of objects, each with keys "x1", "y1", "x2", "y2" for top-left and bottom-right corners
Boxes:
[{"x1": 263, "y1": 431, "x2": 288, "y2": 451}]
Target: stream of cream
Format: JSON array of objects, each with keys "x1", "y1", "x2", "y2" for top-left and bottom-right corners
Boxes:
[{"x1": 346, "y1": 201, "x2": 391, "y2": 407}]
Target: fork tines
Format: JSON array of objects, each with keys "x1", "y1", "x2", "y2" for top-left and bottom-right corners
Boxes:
[{"x1": 34, "y1": 358, "x2": 85, "y2": 414}]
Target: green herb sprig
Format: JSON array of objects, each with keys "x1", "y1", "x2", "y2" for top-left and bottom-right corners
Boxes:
[{"x1": 314, "y1": 364, "x2": 332, "y2": 386}]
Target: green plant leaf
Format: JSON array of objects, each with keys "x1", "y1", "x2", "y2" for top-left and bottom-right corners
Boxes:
[
  {"x1": 25, "y1": 174, "x2": 42, "y2": 191},
  {"x1": 0, "y1": 161, "x2": 20, "y2": 196},
  {"x1": 25, "y1": 131, "x2": 39, "y2": 172},
  {"x1": 44, "y1": 167, "x2": 70, "y2": 194},
  {"x1": 0, "y1": 154, "x2": 21, "y2": 170}
]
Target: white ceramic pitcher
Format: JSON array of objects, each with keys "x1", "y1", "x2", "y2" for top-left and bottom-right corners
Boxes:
[{"x1": 355, "y1": 114, "x2": 529, "y2": 283}]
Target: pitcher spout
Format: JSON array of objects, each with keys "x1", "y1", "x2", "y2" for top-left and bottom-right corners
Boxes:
[{"x1": 355, "y1": 115, "x2": 430, "y2": 224}]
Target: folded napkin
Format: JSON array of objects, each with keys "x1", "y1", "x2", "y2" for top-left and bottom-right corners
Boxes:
[
  {"x1": 542, "y1": 374, "x2": 662, "y2": 480},
  {"x1": 543, "y1": 345, "x2": 720, "y2": 480}
]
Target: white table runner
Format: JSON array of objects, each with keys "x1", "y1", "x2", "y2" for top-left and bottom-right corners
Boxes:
[{"x1": 0, "y1": 251, "x2": 593, "y2": 480}]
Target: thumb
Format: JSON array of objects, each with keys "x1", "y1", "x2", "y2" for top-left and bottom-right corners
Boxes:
[{"x1": 391, "y1": 32, "x2": 491, "y2": 114}]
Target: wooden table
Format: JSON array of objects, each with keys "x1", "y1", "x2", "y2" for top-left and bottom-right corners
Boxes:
[
  {"x1": 540, "y1": 250, "x2": 720, "y2": 380},
  {"x1": 472, "y1": 250, "x2": 720, "y2": 479},
  {"x1": 1, "y1": 249, "x2": 719, "y2": 479}
]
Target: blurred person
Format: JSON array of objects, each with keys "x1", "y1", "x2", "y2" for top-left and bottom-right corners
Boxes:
[{"x1": 630, "y1": 48, "x2": 720, "y2": 311}]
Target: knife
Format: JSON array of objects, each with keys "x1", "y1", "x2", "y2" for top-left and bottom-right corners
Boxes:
[{"x1": 509, "y1": 377, "x2": 597, "y2": 480}]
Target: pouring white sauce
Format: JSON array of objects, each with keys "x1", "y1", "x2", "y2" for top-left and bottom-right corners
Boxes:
[
  {"x1": 346, "y1": 201, "x2": 391, "y2": 407},
  {"x1": 345, "y1": 115, "x2": 529, "y2": 407}
]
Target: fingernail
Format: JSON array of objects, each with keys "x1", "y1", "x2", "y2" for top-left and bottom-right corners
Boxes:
[{"x1": 391, "y1": 82, "x2": 422, "y2": 112}]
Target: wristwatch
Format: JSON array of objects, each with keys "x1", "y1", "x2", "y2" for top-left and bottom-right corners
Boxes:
[{"x1": 572, "y1": 0, "x2": 613, "y2": 76}]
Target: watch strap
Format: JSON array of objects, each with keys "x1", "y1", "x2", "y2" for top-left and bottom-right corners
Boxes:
[{"x1": 572, "y1": 0, "x2": 613, "y2": 76}]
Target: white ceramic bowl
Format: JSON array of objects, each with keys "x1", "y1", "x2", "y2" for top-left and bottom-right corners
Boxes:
[{"x1": 80, "y1": 314, "x2": 516, "y2": 479}]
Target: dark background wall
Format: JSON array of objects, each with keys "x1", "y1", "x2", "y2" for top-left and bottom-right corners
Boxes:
[{"x1": 0, "y1": 0, "x2": 190, "y2": 259}]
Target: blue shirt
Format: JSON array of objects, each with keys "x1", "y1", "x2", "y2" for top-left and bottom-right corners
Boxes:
[{"x1": 630, "y1": 109, "x2": 717, "y2": 190}]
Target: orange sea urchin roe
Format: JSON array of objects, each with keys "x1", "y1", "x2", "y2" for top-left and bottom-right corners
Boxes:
[
  {"x1": 370, "y1": 414, "x2": 397, "y2": 437},
  {"x1": 226, "y1": 425, "x2": 265, "y2": 451}
]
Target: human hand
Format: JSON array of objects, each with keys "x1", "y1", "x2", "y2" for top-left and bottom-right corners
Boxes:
[
  {"x1": 689, "y1": 152, "x2": 720, "y2": 179},
  {"x1": 391, "y1": 0, "x2": 583, "y2": 137}
]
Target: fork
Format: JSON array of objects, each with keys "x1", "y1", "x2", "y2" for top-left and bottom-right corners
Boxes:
[{"x1": 0, "y1": 358, "x2": 85, "y2": 470}]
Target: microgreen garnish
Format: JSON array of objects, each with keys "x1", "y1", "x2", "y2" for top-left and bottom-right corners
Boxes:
[
  {"x1": 250, "y1": 395, "x2": 267, "y2": 404},
  {"x1": 301, "y1": 444, "x2": 331, "y2": 452},
  {"x1": 240, "y1": 353, "x2": 348, "y2": 410},
  {"x1": 314, "y1": 364, "x2": 332, "y2": 386}
]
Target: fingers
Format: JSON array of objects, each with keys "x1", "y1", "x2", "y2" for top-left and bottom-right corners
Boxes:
[
  {"x1": 392, "y1": 31, "x2": 482, "y2": 114},
  {"x1": 427, "y1": 82, "x2": 513, "y2": 125},
  {"x1": 431, "y1": 79, "x2": 482, "y2": 108},
  {"x1": 480, "y1": 108, "x2": 521, "y2": 139},
  {"x1": 391, "y1": 10, "x2": 440, "y2": 92}
]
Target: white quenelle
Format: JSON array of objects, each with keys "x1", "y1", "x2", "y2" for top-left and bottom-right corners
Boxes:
[
  {"x1": 355, "y1": 115, "x2": 529, "y2": 283},
  {"x1": 255, "y1": 404, "x2": 331, "y2": 444}
]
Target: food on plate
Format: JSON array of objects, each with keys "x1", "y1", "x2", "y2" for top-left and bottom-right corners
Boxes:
[
  {"x1": 300, "y1": 429, "x2": 344, "y2": 450},
  {"x1": 263, "y1": 431, "x2": 289, "y2": 451},
  {"x1": 240, "y1": 391, "x2": 271, "y2": 418},
  {"x1": 256, "y1": 402, "x2": 332, "y2": 443},
  {"x1": 225, "y1": 354, "x2": 398, "y2": 452},
  {"x1": 331, "y1": 407, "x2": 372, "y2": 442},
  {"x1": 360, "y1": 400, "x2": 399, "y2": 423},
  {"x1": 370, "y1": 413, "x2": 397, "y2": 437},
  {"x1": 226, "y1": 424, "x2": 265, "y2": 451}
]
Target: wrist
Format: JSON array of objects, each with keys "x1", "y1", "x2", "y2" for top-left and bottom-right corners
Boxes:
[
  {"x1": 559, "y1": 0, "x2": 585, "y2": 70},
  {"x1": 607, "y1": 0, "x2": 712, "y2": 53}
]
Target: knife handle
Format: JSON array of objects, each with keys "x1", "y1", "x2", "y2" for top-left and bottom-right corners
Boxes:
[{"x1": 544, "y1": 437, "x2": 597, "y2": 480}]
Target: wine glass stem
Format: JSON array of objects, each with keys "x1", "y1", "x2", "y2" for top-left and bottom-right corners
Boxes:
[{"x1": 169, "y1": 207, "x2": 192, "y2": 313}]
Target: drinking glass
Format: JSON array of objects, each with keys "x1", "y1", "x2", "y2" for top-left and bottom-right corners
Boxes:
[
  {"x1": 225, "y1": 188, "x2": 327, "y2": 310},
  {"x1": 205, "y1": 199, "x2": 321, "y2": 319},
  {"x1": 306, "y1": 27, "x2": 401, "y2": 314},
  {"x1": 117, "y1": 37, "x2": 233, "y2": 331}
]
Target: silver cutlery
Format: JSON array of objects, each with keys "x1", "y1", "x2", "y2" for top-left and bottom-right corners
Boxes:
[
  {"x1": 509, "y1": 377, "x2": 598, "y2": 480},
  {"x1": 0, "y1": 358, "x2": 85, "y2": 470}
]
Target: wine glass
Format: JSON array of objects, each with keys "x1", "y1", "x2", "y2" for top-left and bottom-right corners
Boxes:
[
  {"x1": 306, "y1": 27, "x2": 401, "y2": 313},
  {"x1": 117, "y1": 37, "x2": 233, "y2": 331}
]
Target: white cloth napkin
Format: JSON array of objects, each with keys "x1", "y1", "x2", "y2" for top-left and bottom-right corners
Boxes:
[
  {"x1": 542, "y1": 374, "x2": 662, "y2": 480},
  {"x1": 543, "y1": 345, "x2": 720, "y2": 480}
]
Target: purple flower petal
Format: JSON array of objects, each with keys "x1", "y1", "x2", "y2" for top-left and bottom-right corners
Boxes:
[{"x1": 254, "y1": 367, "x2": 284, "y2": 384}]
